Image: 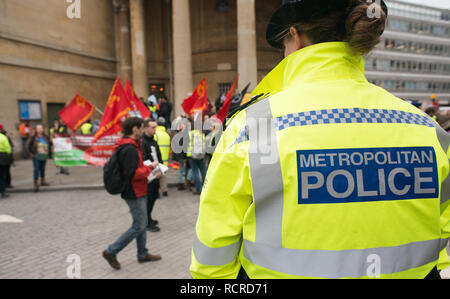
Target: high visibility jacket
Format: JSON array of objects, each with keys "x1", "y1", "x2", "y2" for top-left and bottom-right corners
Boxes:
[
  {"x1": 191, "y1": 42, "x2": 450, "y2": 279},
  {"x1": 155, "y1": 126, "x2": 171, "y2": 166},
  {"x1": 0, "y1": 133, "x2": 12, "y2": 154},
  {"x1": 50, "y1": 126, "x2": 66, "y2": 136},
  {"x1": 19, "y1": 123, "x2": 33, "y2": 138},
  {"x1": 80, "y1": 123, "x2": 93, "y2": 135},
  {"x1": 187, "y1": 130, "x2": 205, "y2": 159}
]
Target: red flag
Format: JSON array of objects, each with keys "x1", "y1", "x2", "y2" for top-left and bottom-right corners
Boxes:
[
  {"x1": 58, "y1": 94, "x2": 95, "y2": 132},
  {"x1": 217, "y1": 75, "x2": 239, "y2": 123},
  {"x1": 125, "y1": 78, "x2": 151, "y2": 119},
  {"x1": 182, "y1": 78, "x2": 208, "y2": 116},
  {"x1": 93, "y1": 78, "x2": 133, "y2": 143}
]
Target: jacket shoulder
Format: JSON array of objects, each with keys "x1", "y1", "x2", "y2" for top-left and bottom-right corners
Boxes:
[{"x1": 224, "y1": 93, "x2": 270, "y2": 130}]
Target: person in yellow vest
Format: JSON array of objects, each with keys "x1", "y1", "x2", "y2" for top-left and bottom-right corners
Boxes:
[
  {"x1": 187, "y1": 117, "x2": 206, "y2": 196},
  {"x1": 191, "y1": 0, "x2": 450, "y2": 279},
  {"x1": 81, "y1": 119, "x2": 93, "y2": 135},
  {"x1": 0, "y1": 124, "x2": 13, "y2": 199},
  {"x1": 50, "y1": 119, "x2": 70, "y2": 176},
  {"x1": 155, "y1": 117, "x2": 171, "y2": 197}
]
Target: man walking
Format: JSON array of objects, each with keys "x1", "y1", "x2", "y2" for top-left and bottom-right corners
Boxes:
[
  {"x1": 103, "y1": 117, "x2": 161, "y2": 270},
  {"x1": 142, "y1": 118, "x2": 163, "y2": 232}
]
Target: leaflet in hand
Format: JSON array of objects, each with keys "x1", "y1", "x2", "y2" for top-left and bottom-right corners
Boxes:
[{"x1": 144, "y1": 160, "x2": 169, "y2": 182}]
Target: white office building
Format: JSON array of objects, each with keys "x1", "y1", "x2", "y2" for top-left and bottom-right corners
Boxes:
[{"x1": 365, "y1": 0, "x2": 450, "y2": 106}]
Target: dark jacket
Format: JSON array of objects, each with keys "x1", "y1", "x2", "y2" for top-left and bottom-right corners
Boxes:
[
  {"x1": 26, "y1": 134, "x2": 51, "y2": 157},
  {"x1": 158, "y1": 101, "x2": 172, "y2": 117},
  {"x1": 142, "y1": 133, "x2": 163, "y2": 164},
  {"x1": 116, "y1": 136, "x2": 151, "y2": 200},
  {"x1": 172, "y1": 129, "x2": 187, "y2": 162}
]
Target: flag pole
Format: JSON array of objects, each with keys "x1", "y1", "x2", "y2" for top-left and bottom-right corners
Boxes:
[{"x1": 94, "y1": 106, "x2": 104, "y2": 116}]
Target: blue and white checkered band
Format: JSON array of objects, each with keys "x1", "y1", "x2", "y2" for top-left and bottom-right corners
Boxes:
[
  {"x1": 274, "y1": 108, "x2": 436, "y2": 131},
  {"x1": 232, "y1": 126, "x2": 250, "y2": 146}
]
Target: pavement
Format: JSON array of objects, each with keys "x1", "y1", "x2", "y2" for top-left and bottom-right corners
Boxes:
[
  {"x1": 0, "y1": 189, "x2": 198, "y2": 279},
  {"x1": 6, "y1": 159, "x2": 178, "y2": 193},
  {"x1": 0, "y1": 159, "x2": 449, "y2": 279}
]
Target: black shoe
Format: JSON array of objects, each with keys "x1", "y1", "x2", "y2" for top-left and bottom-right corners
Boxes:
[
  {"x1": 102, "y1": 250, "x2": 121, "y2": 270},
  {"x1": 147, "y1": 224, "x2": 160, "y2": 232},
  {"x1": 0, "y1": 193, "x2": 10, "y2": 199},
  {"x1": 149, "y1": 220, "x2": 159, "y2": 226},
  {"x1": 162, "y1": 192, "x2": 168, "y2": 197}
]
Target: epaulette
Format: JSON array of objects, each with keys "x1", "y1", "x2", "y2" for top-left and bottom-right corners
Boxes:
[{"x1": 223, "y1": 93, "x2": 270, "y2": 131}]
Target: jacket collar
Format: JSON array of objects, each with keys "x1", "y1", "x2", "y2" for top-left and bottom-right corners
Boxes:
[
  {"x1": 252, "y1": 42, "x2": 366, "y2": 97},
  {"x1": 116, "y1": 136, "x2": 141, "y2": 149}
]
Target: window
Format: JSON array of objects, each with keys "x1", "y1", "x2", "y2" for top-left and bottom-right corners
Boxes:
[
  {"x1": 218, "y1": 83, "x2": 232, "y2": 96},
  {"x1": 18, "y1": 100, "x2": 42, "y2": 121}
]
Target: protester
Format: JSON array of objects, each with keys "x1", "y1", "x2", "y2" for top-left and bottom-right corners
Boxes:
[
  {"x1": 158, "y1": 96, "x2": 172, "y2": 130},
  {"x1": 103, "y1": 117, "x2": 161, "y2": 270},
  {"x1": 19, "y1": 121, "x2": 33, "y2": 159},
  {"x1": 92, "y1": 119, "x2": 100, "y2": 135},
  {"x1": 50, "y1": 119, "x2": 70, "y2": 176},
  {"x1": 26, "y1": 124, "x2": 51, "y2": 192},
  {"x1": 80, "y1": 119, "x2": 93, "y2": 135},
  {"x1": 142, "y1": 118, "x2": 163, "y2": 232},
  {"x1": 155, "y1": 117, "x2": 171, "y2": 197},
  {"x1": 146, "y1": 95, "x2": 159, "y2": 120},
  {"x1": 172, "y1": 116, "x2": 188, "y2": 191},
  {"x1": 50, "y1": 119, "x2": 67, "y2": 136},
  {"x1": 187, "y1": 118, "x2": 206, "y2": 195},
  {"x1": 0, "y1": 124, "x2": 13, "y2": 199}
]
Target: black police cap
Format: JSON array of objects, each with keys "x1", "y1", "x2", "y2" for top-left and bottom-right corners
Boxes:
[{"x1": 266, "y1": 0, "x2": 388, "y2": 49}]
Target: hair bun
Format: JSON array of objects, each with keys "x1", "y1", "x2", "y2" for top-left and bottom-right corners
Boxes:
[{"x1": 345, "y1": 0, "x2": 387, "y2": 55}]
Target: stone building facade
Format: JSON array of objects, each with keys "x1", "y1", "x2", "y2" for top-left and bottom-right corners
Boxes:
[{"x1": 0, "y1": 0, "x2": 282, "y2": 152}]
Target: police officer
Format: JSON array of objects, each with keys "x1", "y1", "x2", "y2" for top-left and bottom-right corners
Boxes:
[{"x1": 191, "y1": 0, "x2": 450, "y2": 279}]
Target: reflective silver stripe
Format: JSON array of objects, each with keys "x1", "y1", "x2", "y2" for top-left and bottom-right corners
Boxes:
[
  {"x1": 246, "y1": 99, "x2": 284, "y2": 246},
  {"x1": 441, "y1": 238, "x2": 450, "y2": 251},
  {"x1": 441, "y1": 160, "x2": 450, "y2": 205},
  {"x1": 193, "y1": 234, "x2": 242, "y2": 266},
  {"x1": 243, "y1": 239, "x2": 441, "y2": 278}
]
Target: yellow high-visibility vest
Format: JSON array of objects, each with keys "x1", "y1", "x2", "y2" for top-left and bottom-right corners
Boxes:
[
  {"x1": 155, "y1": 126, "x2": 171, "y2": 166},
  {"x1": 80, "y1": 123, "x2": 93, "y2": 135},
  {"x1": 191, "y1": 42, "x2": 450, "y2": 279},
  {"x1": 0, "y1": 133, "x2": 12, "y2": 154}
]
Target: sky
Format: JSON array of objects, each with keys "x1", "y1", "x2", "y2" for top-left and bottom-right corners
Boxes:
[{"x1": 397, "y1": 0, "x2": 450, "y2": 9}]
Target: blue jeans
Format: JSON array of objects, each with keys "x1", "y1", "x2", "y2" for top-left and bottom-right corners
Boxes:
[
  {"x1": 107, "y1": 197, "x2": 149, "y2": 259},
  {"x1": 33, "y1": 158, "x2": 47, "y2": 181},
  {"x1": 178, "y1": 160, "x2": 186, "y2": 184},
  {"x1": 188, "y1": 158, "x2": 206, "y2": 192}
]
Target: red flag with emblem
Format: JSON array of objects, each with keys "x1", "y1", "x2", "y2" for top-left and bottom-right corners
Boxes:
[
  {"x1": 217, "y1": 75, "x2": 239, "y2": 123},
  {"x1": 58, "y1": 94, "x2": 95, "y2": 132},
  {"x1": 93, "y1": 78, "x2": 134, "y2": 143},
  {"x1": 182, "y1": 78, "x2": 208, "y2": 116},
  {"x1": 125, "y1": 78, "x2": 151, "y2": 119}
]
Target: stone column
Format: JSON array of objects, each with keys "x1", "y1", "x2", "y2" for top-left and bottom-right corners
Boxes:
[
  {"x1": 129, "y1": 0, "x2": 149, "y2": 99},
  {"x1": 237, "y1": 0, "x2": 258, "y2": 91},
  {"x1": 113, "y1": 0, "x2": 132, "y2": 83},
  {"x1": 172, "y1": 0, "x2": 193, "y2": 117}
]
